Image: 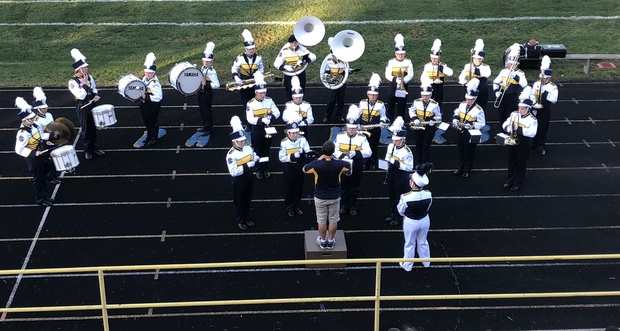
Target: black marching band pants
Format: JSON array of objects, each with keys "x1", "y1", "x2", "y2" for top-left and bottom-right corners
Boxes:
[
  {"x1": 26, "y1": 154, "x2": 51, "y2": 204},
  {"x1": 387, "y1": 167, "x2": 410, "y2": 220},
  {"x1": 325, "y1": 84, "x2": 346, "y2": 119},
  {"x1": 506, "y1": 136, "x2": 532, "y2": 186},
  {"x1": 250, "y1": 124, "x2": 272, "y2": 172},
  {"x1": 412, "y1": 126, "x2": 436, "y2": 165},
  {"x1": 533, "y1": 106, "x2": 550, "y2": 149},
  {"x1": 232, "y1": 172, "x2": 254, "y2": 225},
  {"x1": 75, "y1": 101, "x2": 98, "y2": 153},
  {"x1": 198, "y1": 88, "x2": 214, "y2": 131},
  {"x1": 456, "y1": 130, "x2": 478, "y2": 173},
  {"x1": 341, "y1": 157, "x2": 364, "y2": 212},
  {"x1": 386, "y1": 81, "x2": 409, "y2": 122},
  {"x1": 140, "y1": 101, "x2": 161, "y2": 142},
  {"x1": 283, "y1": 161, "x2": 305, "y2": 212}
]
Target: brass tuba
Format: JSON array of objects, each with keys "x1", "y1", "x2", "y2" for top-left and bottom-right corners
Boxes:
[{"x1": 320, "y1": 30, "x2": 364, "y2": 90}]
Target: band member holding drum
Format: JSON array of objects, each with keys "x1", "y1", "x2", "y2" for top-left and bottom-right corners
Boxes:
[
  {"x1": 493, "y1": 43, "x2": 527, "y2": 125},
  {"x1": 502, "y1": 98, "x2": 538, "y2": 191},
  {"x1": 282, "y1": 76, "x2": 314, "y2": 137},
  {"x1": 452, "y1": 78, "x2": 486, "y2": 178},
  {"x1": 334, "y1": 105, "x2": 372, "y2": 217},
  {"x1": 409, "y1": 84, "x2": 441, "y2": 165},
  {"x1": 140, "y1": 52, "x2": 163, "y2": 146},
  {"x1": 15, "y1": 98, "x2": 54, "y2": 207},
  {"x1": 398, "y1": 163, "x2": 434, "y2": 271},
  {"x1": 198, "y1": 42, "x2": 220, "y2": 136},
  {"x1": 278, "y1": 121, "x2": 311, "y2": 218},
  {"x1": 384, "y1": 117, "x2": 414, "y2": 226},
  {"x1": 68, "y1": 48, "x2": 104, "y2": 160},
  {"x1": 322, "y1": 37, "x2": 348, "y2": 123},
  {"x1": 246, "y1": 72, "x2": 280, "y2": 180},
  {"x1": 231, "y1": 29, "x2": 264, "y2": 122},
  {"x1": 32, "y1": 87, "x2": 61, "y2": 184},
  {"x1": 385, "y1": 33, "x2": 414, "y2": 122},
  {"x1": 358, "y1": 73, "x2": 388, "y2": 171},
  {"x1": 227, "y1": 116, "x2": 259, "y2": 231},
  {"x1": 274, "y1": 34, "x2": 317, "y2": 101},
  {"x1": 528, "y1": 56, "x2": 558, "y2": 156}
]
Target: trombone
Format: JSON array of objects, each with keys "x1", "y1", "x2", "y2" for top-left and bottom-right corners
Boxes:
[
  {"x1": 226, "y1": 71, "x2": 276, "y2": 92},
  {"x1": 361, "y1": 123, "x2": 388, "y2": 130},
  {"x1": 410, "y1": 120, "x2": 441, "y2": 130}
]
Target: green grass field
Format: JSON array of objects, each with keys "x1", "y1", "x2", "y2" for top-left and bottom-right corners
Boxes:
[{"x1": 0, "y1": 0, "x2": 618, "y2": 87}]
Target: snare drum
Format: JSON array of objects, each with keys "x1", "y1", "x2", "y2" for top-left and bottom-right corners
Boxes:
[
  {"x1": 51, "y1": 145, "x2": 80, "y2": 171},
  {"x1": 169, "y1": 62, "x2": 203, "y2": 96},
  {"x1": 92, "y1": 104, "x2": 117, "y2": 129},
  {"x1": 118, "y1": 74, "x2": 146, "y2": 102}
]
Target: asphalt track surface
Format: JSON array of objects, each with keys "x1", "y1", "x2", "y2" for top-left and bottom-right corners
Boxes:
[{"x1": 0, "y1": 80, "x2": 619, "y2": 330}]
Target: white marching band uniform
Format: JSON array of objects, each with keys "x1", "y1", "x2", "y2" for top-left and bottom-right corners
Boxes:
[
  {"x1": 202, "y1": 64, "x2": 220, "y2": 89},
  {"x1": 246, "y1": 96, "x2": 280, "y2": 126},
  {"x1": 333, "y1": 131, "x2": 372, "y2": 160},
  {"x1": 397, "y1": 188, "x2": 433, "y2": 270},
  {"x1": 227, "y1": 144, "x2": 259, "y2": 178},
  {"x1": 282, "y1": 101, "x2": 314, "y2": 126},
  {"x1": 502, "y1": 111, "x2": 538, "y2": 139},
  {"x1": 34, "y1": 112, "x2": 54, "y2": 129},
  {"x1": 458, "y1": 62, "x2": 492, "y2": 85}
]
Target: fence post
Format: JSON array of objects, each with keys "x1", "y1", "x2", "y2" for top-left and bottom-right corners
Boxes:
[
  {"x1": 373, "y1": 262, "x2": 382, "y2": 331},
  {"x1": 97, "y1": 270, "x2": 110, "y2": 331}
]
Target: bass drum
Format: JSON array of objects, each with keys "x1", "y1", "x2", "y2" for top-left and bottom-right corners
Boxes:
[
  {"x1": 169, "y1": 62, "x2": 203, "y2": 96},
  {"x1": 118, "y1": 74, "x2": 145, "y2": 102},
  {"x1": 319, "y1": 54, "x2": 349, "y2": 90}
]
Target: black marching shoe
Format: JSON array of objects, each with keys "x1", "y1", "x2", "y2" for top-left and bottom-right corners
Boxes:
[
  {"x1": 294, "y1": 207, "x2": 304, "y2": 216},
  {"x1": 385, "y1": 215, "x2": 395, "y2": 223},
  {"x1": 245, "y1": 220, "x2": 255, "y2": 227},
  {"x1": 349, "y1": 210, "x2": 357, "y2": 216},
  {"x1": 539, "y1": 148, "x2": 546, "y2": 156},
  {"x1": 389, "y1": 218, "x2": 400, "y2": 226},
  {"x1": 146, "y1": 139, "x2": 157, "y2": 146},
  {"x1": 238, "y1": 223, "x2": 248, "y2": 231},
  {"x1": 453, "y1": 169, "x2": 463, "y2": 175},
  {"x1": 462, "y1": 172, "x2": 469, "y2": 178},
  {"x1": 339, "y1": 208, "x2": 347, "y2": 215},
  {"x1": 255, "y1": 170, "x2": 264, "y2": 180},
  {"x1": 263, "y1": 170, "x2": 271, "y2": 179},
  {"x1": 37, "y1": 200, "x2": 52, "y2": 207},
  {"x1": 510, "y1": 185, "x2": 520, "y2": 191},
  {"x1": 93, "y1": 149, "x2": 105, "y2": 156},
  {"x1": 322, "y1": 116, "x2": 329, "y2": 124},
  {"x1": 196, "y1": 127, "x2": 205, "y2": 132},
  {"x1": 287, "y1": 210, "x2": 295, "y2": 218},
  {"x1": 47, "y1": 178, "x2": 61, "y2": 184},
  {"x1": 502, "y1": 182, "x2": 513, "y2": 189},
  {"x1": 84, "y1": 152, "x2": 93, "y2": 160}
]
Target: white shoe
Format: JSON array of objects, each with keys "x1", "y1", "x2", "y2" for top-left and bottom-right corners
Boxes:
[{"x1": 399, "y1": 262, "x2": 412, "y2": 272}]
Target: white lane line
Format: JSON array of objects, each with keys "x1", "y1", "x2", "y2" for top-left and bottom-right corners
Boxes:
[
  {"x1": 0, "y1": 225, "x2": 619, "y2": 243},
  {"x1": 0, "y1": 16, "x2": 617, "y2": 26},
  {"x1": 2, "y1": 193, "x2": 620, "y2": 209}
]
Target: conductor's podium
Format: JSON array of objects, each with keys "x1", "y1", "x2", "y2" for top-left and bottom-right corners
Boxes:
[{"x1": 304, "y1": 230, "x2": 347, "y2": 268}]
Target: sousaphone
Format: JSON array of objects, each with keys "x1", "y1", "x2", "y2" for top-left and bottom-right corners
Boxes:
[
  {"x1": 320, "y1": 30, "x2": 365, "y2": 89},
  {"x1": 293, "y1": 16, "x2": 325, "y2": 47}
]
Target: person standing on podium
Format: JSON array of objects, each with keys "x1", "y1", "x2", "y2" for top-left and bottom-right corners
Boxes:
[{"x1": 303, "y1": 141, "x2": 350, "y2": 250}]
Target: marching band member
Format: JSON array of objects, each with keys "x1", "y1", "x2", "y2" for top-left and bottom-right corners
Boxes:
[
  {"x1": 421, "y1": 39, "x2": 453, "y2": 107},
  {"x1": 140, "y1": 52, "x2": 163, "y2": 146},
  {"x1": 493, "y1": 43, "x2": 528, "y2": 124},
  {"x1": 458, "y1": 39, "x2": 492, "y2": 110},
  {"x1": 398, "y1": 163, "x2": 434, "y2": 271},
  {"x1": 282, "y1": 76, "x2": 314, "y2": 136},
  {"x1": 278, "y1": 121, "x2": 311, "y2": 218},
  {"x1": 502, "y1": 97, "x2": 538, "y2": 191},
  {"x1": 68, "y1": 48, "x2": 104, "y2": 160},
  {"x1": 246, "y1": 71, "x2": 280, "y2": 180},
  {"x1": 529, "y1": 56, "x2": 558, "y2": 156},
  {"x1": 197, "y1": 42, "x2": 220, "y2": 136},
  {"x1": 274, "y1": 34, "x2": 317, "y2": 101},
  {"x1": 384, "y1": 117, "x2": 414, "y2": 226},
  {"x1": 32, "y1": 87, "x2": 61, "y2": 184},
  {"x1": 452, "y1": 78, "x2": 486, "y2": 178},
  {"x1": 322, "y1": 37, "x2": 348, "y2": 123},
  {"x1": 409, "y1": 84, "x2": 441, "y2": 165},
  {"x1": 231, "y1": 29, "x2": 265, "y2": 118},
  {"x1": 358, "y1": 73, "x2": 388, "y2": 170},
  {"x1": 384, "y1": 33, "x2": 414, "y2": 121},
  {"x1": 227, "y1": 116, "x2": 259, "y2": 231},
  {"x1": 334, "y1": 105, "x2": 372, "y2": 216},
  {"x1": 422, "y1": 39, "x2": 453, "y2": 146},
  {"x1": 15, "y1": 98, "x2": 54, "y2": 206}
]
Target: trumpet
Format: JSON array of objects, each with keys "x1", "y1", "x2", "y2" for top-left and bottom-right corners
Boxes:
[
  {"x1": 409, "y1": 120, "x2": 441, "y2": 130},
  {"x1": 506, "y1": 119, "x2": 520, "y2": 145},
  {"x1": 533, "y1": 80, "x2": 544, "y2": 109},
  {"x1": 226, "y1": 71, "x2": 275, "y2": 92},
  {"x1": 397, "y1": 66, "x2": 407, "y2": 90}
]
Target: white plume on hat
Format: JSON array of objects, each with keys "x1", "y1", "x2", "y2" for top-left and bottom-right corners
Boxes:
[
  {"x1": 71, "y1": 48, "x2": 86, "y2": 63},
  {"x1": 346, "y1": 104, "x2": 360, "y2": 121},
  {"x1": 540, "y1": 55, "x2": 551, "y2": 71},
  {"x1": 15, "y1": 97, "x2": 32, "y2": 112},
  {"x1": 431, "y1": 39, "x2": 441, "y2": 53},
  {"x1": 389, "y1": 116, "x2": 405, "y2": 135},
  {"x1": 394, "y1": 34, "x2": 404, "y2": 48},
  {"x1": 291, "y1": 75, "x2": 302, "y2": 92},
  {"x1": 144, "y1": 52, "x2": 156, "y2": 68},
  {"x1": 368, "y1": 73, "x2": 381, "y2": 89},
  {"x1": 254, "y1": 71, "x2": 266, "y2": 85},
  {"x1": 230, "y1": 115, "x2": 244, "y2": 133},
  {"x1": 519, "y1": 85, "x2": 532, "y2": 101},
  {"x1": 466, "y1": 78, "x2": 480, "y2": 94},
  {"x1": 203, "y1": 42, "x2": 215, "y2": 59},
  {"x1": 242, "y1": 29, "x2": 254, "y2": 43},
  {"x1": 507, "y1": 43, "x2": 521, "y2": 62},
  {"x1": 33, "y1": 87, "x2": 47, "y2": 105},
  {"x1": 474, "y1": 39, "x2": 484, "y2": 53}
]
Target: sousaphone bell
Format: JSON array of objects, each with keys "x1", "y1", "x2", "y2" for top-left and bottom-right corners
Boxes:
[{"x1": 293, "y1": 16, "x2": 325, "y2": 47}]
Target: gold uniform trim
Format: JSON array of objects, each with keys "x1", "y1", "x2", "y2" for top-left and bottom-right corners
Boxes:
[
  {"x1": 252, "y1": 108, "x2": 271, "y2": 117},
  {"x1": 236, "y1": 154, "x2": 253, "y2": 166}
]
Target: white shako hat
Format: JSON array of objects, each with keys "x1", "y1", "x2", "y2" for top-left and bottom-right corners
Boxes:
[
  {"x1": 202, "y1": 42, "x2": 215, "y2": 61},
  {"x1": 242, "y1": 29, "x2": 255, "y2": 49},
  {"x1": 389, "y1": 116, "x2": 407, "y2": 140},
  {"x1": 465, "y1": 78, "x2": 480, "y2": 99},
  {"x1": 16, "y1": 97, "x2": 36, "y2": 120},
  {"x1": 472, "y1": 39, "x2": 485, "y2": 59},
  {"x1": 291, "y1": 75, "x2": 303, "y2": 98},
  {"x1": 420, "y1": 84, "x2": 433, "y2": 96},
  {"x1": 229, "y1": 116, "x2": 246, "y2": 141},
  {"x1": 540, "y1": 55, "x2": 553, "y2": 77},
  {"x1": 144, "y1": 52, "x2": 157, "y2": 73},
  {"x1": 345, "y1": 104, "x2": 361, "y2": 128},
  {"x1": 367, "y1": 73, "x2": 381, "y2": 95},
  {"x1": 31, "y1": 86, "x2": 48, "y2": 115},
  {"x1": 253, "y1": 71, "x2": 267, "y2": 93},
  {"x1": 71, "y1": 48, "x2": 88, "y2": 70},
  {"x1": 394, "y1": 33, "x2": 406, "y2": 54},
  {"x1": 430, "y1": 39, "x2": 442, "y2": 58}
]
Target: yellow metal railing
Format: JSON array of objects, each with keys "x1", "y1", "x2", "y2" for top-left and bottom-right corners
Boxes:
[{"x1": 1, "y1": 254, "x2": 620, "y2": 331}]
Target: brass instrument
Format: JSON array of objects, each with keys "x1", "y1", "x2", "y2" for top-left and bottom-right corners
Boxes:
[
  {"x1": 361, "y1": 123, "x2": 388, "y2": 130},
  {"x1": 320, "y1": 54, "x2": 349, "y2": 90},
  {"x1": 358, "y1": 130, "x2": 372, "y2": 137},
  {"x1": 226, "y1": 71, "x2": 275, "y2": 92},
  {"x1": 397, "y1": 66, "x2": 406, "y2": 90},
  {"x1": 468, "y1": 47, "x2": 475, "y2": 83},
  {"x1": 494, "y1": 44, "x2": 521, "y2": 108},
  {"x1": 533, "y1": 79, "x2": 544, "y2": 109},
  {"x1": 410, "y1": 120, "x2": 441, "y2": 130},
  {"x1": 496, "y1": 117, "x2": 520, "y2": 146},
  {"x1": 433, "y1": 54, "x2": 443, "y2": 84}
]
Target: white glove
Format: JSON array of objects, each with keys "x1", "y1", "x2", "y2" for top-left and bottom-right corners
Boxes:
[
  {"x1": 253, "y1": 155, "x2": 260, "y2": 162},
  {"x1": 296, "y1": 60, "x2": 303, "y2": 66},
  {"x1": 389, "y1": 158, "x2": 395, "y2": 164},
  {"x1": 283, "y1": 65, "x2": 294, "y2": 72},
  {"x1": 464, "y1": 123, "x2": 472, "y2": 129},
  {"x1": 452, "y1": 119, "x2": 459, "y2": 126},
  {"x1": 234, "y1": 76, "x2": 243, "y2": 86},
  {"x1": 396, "y1": 78, "x2": 402, "y2": 85},
  {"x1": 261, "y1": 117, "x2": 271, "y2": 126},
  {"x1": 495, "y1": 91, "x2": 501, "y2": 98},
  {"x1": 413, "y1": 119, "x2": 421, "y2": 126},
  {"x1": 294, "y1": 152, "x2": 300, "y2": 158},
  {"x1": 247, "y1": 161, "x2": 255, "y2": 168},
  {"x1": 348, "y1": 151, "x2": 356, "y2": 158},
  {"x1": 299, "y1": 120, "x2": 307, "y2": 126}
]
